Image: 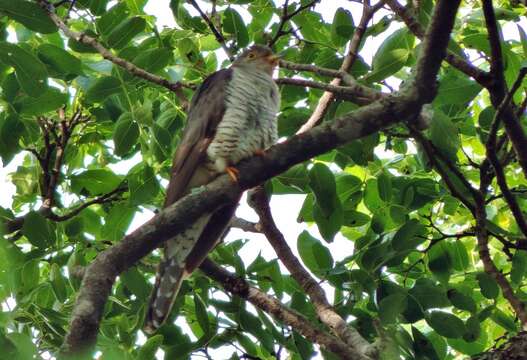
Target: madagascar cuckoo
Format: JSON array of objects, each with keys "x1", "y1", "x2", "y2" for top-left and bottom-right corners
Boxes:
[{"x1": 144, "y1": 45, "x2": 280, "y2": 333}]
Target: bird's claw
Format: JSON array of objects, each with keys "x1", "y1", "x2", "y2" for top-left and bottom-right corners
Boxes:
[{"x1": 226, "y1": 166, "x2": 239, "y2": 182}]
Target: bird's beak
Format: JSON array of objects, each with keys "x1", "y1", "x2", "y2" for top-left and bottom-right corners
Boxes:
[{"x1": 266, "y1": 54, "x2": 280, "y2": 67}]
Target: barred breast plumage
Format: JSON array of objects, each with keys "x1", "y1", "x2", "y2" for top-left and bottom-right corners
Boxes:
[{"x1": 144, "y1": 45, "x2": 279, "y2": 334}]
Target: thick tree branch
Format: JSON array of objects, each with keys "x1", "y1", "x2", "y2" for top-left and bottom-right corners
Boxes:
[
  {"x1": 38, "y1": 1, "x2": 190, "y2": 98},
  {"x1": 481, "y1": 0, "x2": 527, "y2": 179},
  {"x1": 296, "y1": 1, "x2": 382, "y2": 134},
  {"x1": 200, "y1": 259, "x2": 370, "y2": 360},
  {"x1": 61, "y1": 0, "x2": 461, "y2": 353},
  {"x1": 248, "y1": 188, "x2": 374, "y2": 356},
  {"x1": 188, "y1": 0, "x2": 233, "y2": 61},
  {"x1": 486, "y1": 68, "x2": 527, "y2": 239}
]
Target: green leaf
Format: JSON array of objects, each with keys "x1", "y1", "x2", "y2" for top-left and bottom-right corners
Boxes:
[
  {"x1": 128, "y1": 165, "x2": 160, "y2": 206},
  {"x1": 194, "y1": 293, "x2": 210, "y2": 335},
  {"x1": 429, "y1": 110, "x2": 460, "y2": 163},
  {"x1": 428, "y1": 242, "x2": 452, "y2": 283},
  {"x1": 518, "y1": 25, "x2": 527, "y2": 57},
  {"x1": 223, "y1": 8, "x2": 249, "y2": 47},
  {"x1": 5, "y1": 333, "x2": 37, "y2": 360},
  {"x1": 71, "y1": 169, "x2": 122, "y2": 196},
  {"x1": 308, "y1": 163, "x2": 338, "y2": 217},
  {"x1": 511, "y1": 250, "x2": 527, "y2": 285},
  {"x1": 0, "y1": 114, "x2": 24, "y2": 164},
  {"x1": 121, "y1": 267, "x2": 150, "y2": 301},
  {"x1": 37, "y1": 44, "x2": 83, "y2": 78},
  {"x1": 151, "y1": 123, "x2": 172, "y2": 161},
  {"x1": 85, "y1": 76, "x2": 122, "y2": 103},
  {"x1": 0, "y1": 42, "x2": 48, "y2": 97},
  {"x1": 21, "y1": 259, "x2": 40, "y2": 292},
  {"x1": 476, "y1": 272, "x2": 499, "y2": 299},
  {"x1": 129, "y1": 48, "x2": 172, "y2": 75},
  {"x1": 331, "y1": 8, "x2": 354, "y2": 47},
  {"x1": 22, "y1": 211, "x2": 55, "y2": 249},
  {"x1": 391, "y1": 219, "x2": 427, "y2": 251},
  {"x1": 106, "y1": 16, "x2": 147, "y2": 49},
  {"x1": 490, "y1": 308, "x2": 517, "y2": 332},
  {"x1": 377, "y1": 171, "x2": 392, "y2": 202},
  {"x1": 367, "y1": 28, "x2": 414, "y2": 83},
  {"x1": 0, "y1": 0, "x2": 57, "y2": 33},
  {"x1": 379, "y1": 292, "x2": 407, "y2": 325},
  {"x1": 113, "y1": 112, "x2": 140, "y2": 157},
  {"x1": 448, "y1": 240, "x2": 469, "y2": 271},
  {"x1": 434, "y1": 71, "x2": 482, "y2": 106},
  {"x1": 100, "y1": 204, "x2": 136, "y2": 242},
  {"x1": 297, "y1": 231, "x2": 333, "y2": 275},
  {"x1": 50, "y1": 263, "x2": 68, "y2": 302},
  {"x1": 426, "y1": 311, "x2": 466, "y2": 338},
  {"x1": 408, "y1": 278, "x2": 450, "y2": 311},
  {"x1": 463, "y1": 316, "x2": 481, "y2": 343},
  {"x1": 412, "y1": 327, "x2": 440, "y2": 360},
  {"x1": 447, "y1": 288, "x2": 477, "y2": 313},
  {"x1": 137, "y1": 335, "x2": 163, "y2": 360},
  {"x1": 16, "y1": 88, "x2": 68, "y2": 116}
]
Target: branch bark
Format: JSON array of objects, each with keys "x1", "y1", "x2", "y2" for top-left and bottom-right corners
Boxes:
[
  {"x1": 248, "y1": 188, "x2": 375, "y2": 356},
  {"x1": 61, "y1": 0, "x2": 461, "y2": 354},
  {"x1": 296, "y1": 1, "x2": 383, "y2": 134},
  {"x1": 200, "y1": 259, "x2": 370, "y2": 360},
  {"x1": 39, "y1": 1, "x2": 190, "y2": 98}
]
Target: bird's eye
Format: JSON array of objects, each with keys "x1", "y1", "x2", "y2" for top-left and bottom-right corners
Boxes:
[{"x1": 247, "y1": 52, "x2": 256, "y2": 59}]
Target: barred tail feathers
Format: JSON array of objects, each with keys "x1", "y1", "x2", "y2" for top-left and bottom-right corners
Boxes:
[{"x1": 143, "y1": 214, "x2": 211, "y2": 334}]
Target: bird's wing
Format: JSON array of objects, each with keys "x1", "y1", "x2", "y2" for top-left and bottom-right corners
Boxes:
[{"x1": 164, "y1": 68, "x2": 233, "y2": 207}]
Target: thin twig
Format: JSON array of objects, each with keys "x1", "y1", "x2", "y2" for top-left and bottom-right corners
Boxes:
[
  {"x1": 38, "y1": 0, "x2": 191, "y2": 99},
  {"x1": 188, "y1": 0, "x2": 234, "y2": 60},
  {"x1": 296, "y1": 0, "x2": 383, "y2": 134},
  {"x1": 268, "y1": 0, "x2": 320, "y2": 47}
]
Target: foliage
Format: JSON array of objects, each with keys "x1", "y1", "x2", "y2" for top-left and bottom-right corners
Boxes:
[{"x1": 0, "y1": 0, "x2": 526, "y2": 359}]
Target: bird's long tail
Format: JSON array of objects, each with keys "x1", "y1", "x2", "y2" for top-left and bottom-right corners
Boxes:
[{"x1": 143, "y1": 214, "x2": 211, "y2": 334}]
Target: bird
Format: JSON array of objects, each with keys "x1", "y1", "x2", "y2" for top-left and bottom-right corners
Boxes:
[{"x1": 144, "y1": 45, "x2": 280, "y2": 333}]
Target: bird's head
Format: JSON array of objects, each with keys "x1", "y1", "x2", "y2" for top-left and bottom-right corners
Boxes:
[{"x1": 233, "y1": 45, "x2": 279, "y2": 75}]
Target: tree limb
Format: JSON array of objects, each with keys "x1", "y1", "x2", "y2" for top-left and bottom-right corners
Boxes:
[
  {"x1": 385, "y1": 0, "x2": 493, "y2": 87},
  {"x1": 188, "y1": 0, "x2": 233, "y2": 60},
  {"x1": 200, "y1": 259, "x2": 371, "y2": 360},
  {"x1": 296, "y1": 1, "x2": 383, "y2": 134},
  {"x1": 268, "y1": 0, "x2": 320, "y2": 47},
  {"x1": 248, "y1": 188, "x2": 375, "y2": 356},
  {"x1": 38, "y1": 1, "x2": 190, "y2": 98}
]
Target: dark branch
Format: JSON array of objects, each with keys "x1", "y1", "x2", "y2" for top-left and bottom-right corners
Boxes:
[
  {"x1": 200, "y1": 259, "x2": 370, "y2": 360},
  {"x1": 248, "y1": 188, "x2": 374, "y2": 355},
  {"x1": 38, "y1": 1, "x2": 191, "y2": 99},
  {"x1": 296, "y1": 0, "x2": 383, "y2": 134},
  {"x1": 188, "y1": 0, "x2": 234, "y2": 61},
  {"x1": 268, "y1": 0, "x2": 320, "y2": 47}
]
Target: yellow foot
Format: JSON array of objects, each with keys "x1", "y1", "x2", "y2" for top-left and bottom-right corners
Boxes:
[
  {"x1": 226, "y1": 166, "x2": 239, "y2": 182},
  {"x1": 254, "y1": 149, "x2": 265, "y2": 156}
]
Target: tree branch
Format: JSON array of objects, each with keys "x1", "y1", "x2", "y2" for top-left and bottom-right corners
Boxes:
[
  {"x1": 296, "y1": 1, "x2": 382, "y2": 134},
  {"x1": 486, "y1": 68, "x2": 527, "y2": 239},
  {"x1": 386, "y1": 0, "x2": 493, "y2": 87},
  {"x1": 38, "y1": 1, "x2": 190, "y2": 98},
  {"x1": 481, "y1": 0, "x2": 527, "y2": 179},
  {"x1": 268, "y1": 0, "x2": 320, "y2": 47},
  {"x1": 61, "y1": 0, "x2": 461, "y2": 353},
  {"x1": 229, "y1": 217, "x2": 261, "y2": 233},
  {"x1": 187, "y1": 0, "x2": 233, "y2": 61},
  {"x1": 248, "y1": 188, "x2": 374, "y2": 356},
  {"x1": 200, "y1": 259, "x2": 371, "y2": 360},
  {"x1": 275, "y1": 77, "x2": 383, "y2": 102}
]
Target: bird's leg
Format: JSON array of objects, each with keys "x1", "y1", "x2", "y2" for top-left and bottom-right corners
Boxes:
[
  {"x1": 226, "y1": 166, "x2": 239, "y2": 182},
  {"x1": 253, "y1": 149, "x2": 265, "y2": 156}
]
